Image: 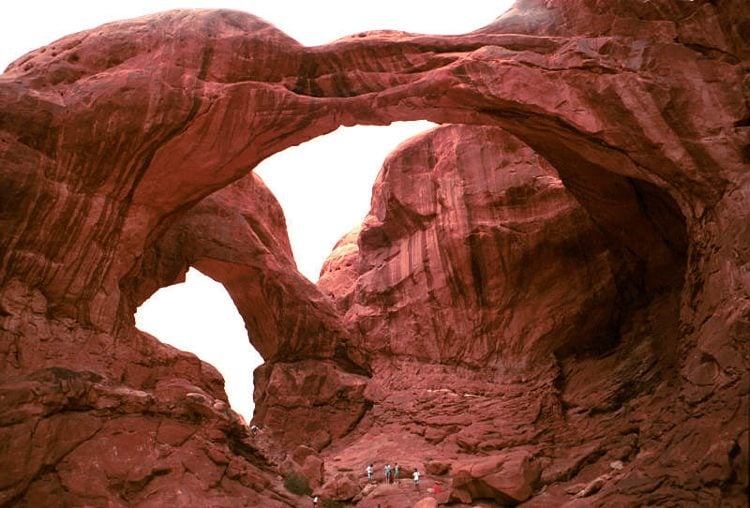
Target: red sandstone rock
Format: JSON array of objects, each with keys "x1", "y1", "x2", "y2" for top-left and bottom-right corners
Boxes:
[
  {"x1": 0, "y1": 366, "x2": 294, "y2": 506},
  {"x1": 280, "y1": 445, "x2": 325, "y2": 488},
  {"x1": 414, "y1": 497, "x2": 438, "y2": 508},
  {"x1": 0, "y1": 1, "x2": 748, "y2": 506},
  {"x1": 133, "y1": 171, "x2": 371, "y2": 448},
  {"x1": 132, "y1": 172, "x2": 349, "y2": 362},
  {"x1": 450, "y1": 449, "x2": 541, "y2": 504},
  {"x1": 253, "y1": 359, "x2": 370, "y2": 449},
  {"x1": 323, "y1": 124, "x2": 617, "y2": 367},
  {"x1": 318, "y1": 226, "x2": 361, "y2": 312},
  {"x1": 317, "y1": 472, "x2": 361, "y2": 502}
]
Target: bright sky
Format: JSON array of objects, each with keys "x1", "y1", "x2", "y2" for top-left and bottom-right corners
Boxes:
[{"x1": 3, "y1": 0, "x2": 513, "y2": 421}]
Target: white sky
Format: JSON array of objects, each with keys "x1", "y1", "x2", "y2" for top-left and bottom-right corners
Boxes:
[{"x1": 3, "y1": 0, "x2": 513, "y2": 421}]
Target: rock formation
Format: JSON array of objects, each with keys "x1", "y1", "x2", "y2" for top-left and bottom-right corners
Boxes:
[
  {"x1": 0, "y1": 0, "x2": 747, "y2": 506},
  {"x1": 134, "y1": 172, "x2": 372, "y2": 451},
  {"x1": 321, "y1": 124, "x2": 618, "y2": 367},
  {"x1": 315, "y1": 122, "x2": 713, "y2": 506}
]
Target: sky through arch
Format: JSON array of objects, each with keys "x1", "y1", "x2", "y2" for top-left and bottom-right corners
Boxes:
[
  {"x1": 135, "y1": 268, "x2": 262, "y2": 420},
  {"x1": 255, "y1": 121, "x2": 437, "y2": 281}
]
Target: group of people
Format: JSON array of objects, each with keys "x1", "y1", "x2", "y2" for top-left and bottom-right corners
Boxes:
[{"x1": 366, "y1": 463, "x2": 421, "y2": 489}]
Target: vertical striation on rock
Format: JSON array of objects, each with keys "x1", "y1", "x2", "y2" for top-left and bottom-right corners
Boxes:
[{"x1": 322, "y1": 124, "x2": 618, "y2": 368}]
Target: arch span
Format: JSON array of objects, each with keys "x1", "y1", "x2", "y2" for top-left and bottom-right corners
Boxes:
[
  {"x1": 0, "y1": 4, "x2": 747, "y2": 500},
  {"x1": 0, "y1": 6, "x2": 741, "y2": 340},
  {"x1": 128, "y1": 171, "x2": 347, "y2": 363}
]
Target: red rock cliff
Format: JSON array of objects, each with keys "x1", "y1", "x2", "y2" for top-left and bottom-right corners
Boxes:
[
  {"x1": 0, "y1": 1, "x2": 747, "y2": 505},
  {"x1": 322, "y1": 124, "x2": 618, "y2": 367}
]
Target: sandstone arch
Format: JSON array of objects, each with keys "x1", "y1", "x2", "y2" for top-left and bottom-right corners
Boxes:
[
  {"x1": 1, "y1": 6, "x2": 742, "y2": 332},
  {"x1": 0, "y1": 1, "x2": 747, "y2": 505}
]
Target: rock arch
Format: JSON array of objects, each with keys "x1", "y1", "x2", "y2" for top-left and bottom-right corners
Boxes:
[
  {"x1": 0, "y1": 2, "x2": 747, "y2": 504},
  {"x1": 1, "y1": 6, "x2": 742, "y2": 337}
]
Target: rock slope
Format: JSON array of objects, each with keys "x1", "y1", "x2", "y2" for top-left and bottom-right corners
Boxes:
[{"x1": 0, "y1": 0, "x2": 748, "y2": 505}]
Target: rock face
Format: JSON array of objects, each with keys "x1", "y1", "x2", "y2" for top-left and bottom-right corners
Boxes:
[
  {"x1": 324, "y1": 124, "x2": 618, "y2": 367},
  {"x1": 315, "y1": 123, "x2": 702, "y2": 507},
  {"x1": 0, "y1": 1, "x2": 748, "y2": 506}
]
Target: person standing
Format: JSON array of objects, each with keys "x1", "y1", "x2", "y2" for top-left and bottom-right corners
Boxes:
[
  {"x1": 394, "y1": 463, "x2": 400, "y2": 484},
  {"x1": 312, "y1": 495, "x2": 319, "y2": 507},
  {"x1": 412, "y1": 468, "x2": 420, "y2": 490},
  {"x1": 366, "y1": 463, "x2": 374, "y2": 483},
  {"x1": 384, "y1": 463, "x2": 391, "y2": 484}
]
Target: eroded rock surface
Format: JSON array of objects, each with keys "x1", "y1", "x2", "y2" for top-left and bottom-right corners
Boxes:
[
  {"x1": 1, "y1": 0, "x2": 748, "y2": 505},
  {"x1": 133, "y1": 172, "x2": 371, "y2": 450},
  {"x1": 322, "y1": 124, "x2": 618, "y2": 367},
  {"x1": 316, "y1": 123, "x2": 729, "y2": 507}
]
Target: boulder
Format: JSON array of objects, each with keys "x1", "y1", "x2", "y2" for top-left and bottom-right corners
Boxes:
[
  {"x1": 451, "y1": 449, "x2": 541, "y2": 505},
  {"x1": 318, "y1": 472, "x2": 361, "y2": 501}
]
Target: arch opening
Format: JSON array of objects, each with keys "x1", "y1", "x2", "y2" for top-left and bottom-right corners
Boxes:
[
  {"x1": 306, "y1": 120, "x2": 691, "y2": 368},
  {"x1": 518, "y1": 133, "x2": 690, "y2": 360},
  {"x1": 255, "y1": 121, "x2": 438, "y2": 282},
  {"x1": 134, "y1": 267, "x2": 263, "y2": 421}
]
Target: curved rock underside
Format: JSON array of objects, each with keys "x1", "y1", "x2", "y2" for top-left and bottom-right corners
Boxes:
[{"x1": 0, "y1": 0, "x2": 748, "y2": 506}]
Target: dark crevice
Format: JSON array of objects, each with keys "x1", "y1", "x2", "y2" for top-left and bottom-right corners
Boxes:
[
  {"x1": 676, "y1": 39, "x2": 740, "y2": 64},
  {"x1": 628, "y1": 177, "x2": 689, "y2": 264},
  {"x1": 467, "y1": 233, "x2": 488, "y2": 308},
  {"x1": 112, "y1": 467, "x2": 172, "y2": 502},
  {"x1": 343, "y1": 400, "x2": 374, "y2": 436},
  {"x1": 333, "y1": 341, "x2": 371, "y2": 377}
]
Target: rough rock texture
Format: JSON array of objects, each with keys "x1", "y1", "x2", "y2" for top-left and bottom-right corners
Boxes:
[
  {"x1": 317, "y1": 120, "x2": 743, "y2": 505},
  {"x1": 132, "y1": 172, "x2": 349, "y2": 362},
  {"x1": 0, "y1": 356, "x2": 294, "y2": 506},
  {"x1": 1, "y1": 0, "x2": 748, "y2": 506},
  {"x1": 326, "y1": 124, "x2": 618, "y2": 367},
  {"x1": 319, "y1": 225, "x2": 361, "y2": 312},
  {"x1": 450, "y1": 448, "x2": 541, "y2": 504},
  {"x1": 133, "y1": 172, "x2": 371, "y2": 450}
]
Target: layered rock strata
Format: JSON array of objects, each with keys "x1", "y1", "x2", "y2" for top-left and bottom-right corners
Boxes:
[{"x1": 0, "y1": 0, "x2": 747, "y2": 505}]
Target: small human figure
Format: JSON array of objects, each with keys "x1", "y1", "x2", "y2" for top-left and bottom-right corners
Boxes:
[
  {"x1": 412, "y1": 468, "x2": 420, "y2": 490},
  {"x1": 366, "y1": 464, "x2": 374, "y2": 483},
  {"x1": 312, "y1": 495, "x2": 319, "y2": 507},
  {"x1": 394, "y1": 463, "x2": 400, "y2": 484},
  {"x1": 434, "y1": 482, "x2": 441, "y2": 494},
  {"x1": 384, "y1": 463, "x2": 391, "y2": 484},
  {"x1": 250, "y1": 424, "x2": 260, "y2": 436}
]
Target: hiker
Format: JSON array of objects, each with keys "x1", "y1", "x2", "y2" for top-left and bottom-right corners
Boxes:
[
  {"x1": 366, "y1": 463, "x2": 374, "y2": 482},
  {"x1": 394, "y1": 463, "x2": 400, "y2": 484},
  {"x1": 384, "y1": 463, "x2": 391, "y2": 484},
  {"x1": 312, "y1": 495, "x2": 319, "y2": 507},
  {"x1": 434, "y1": 482, "x2": 442, "y2": 494},
  {"x1": 412, "y1": 468, "x2": 420, "y2": 490}
]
